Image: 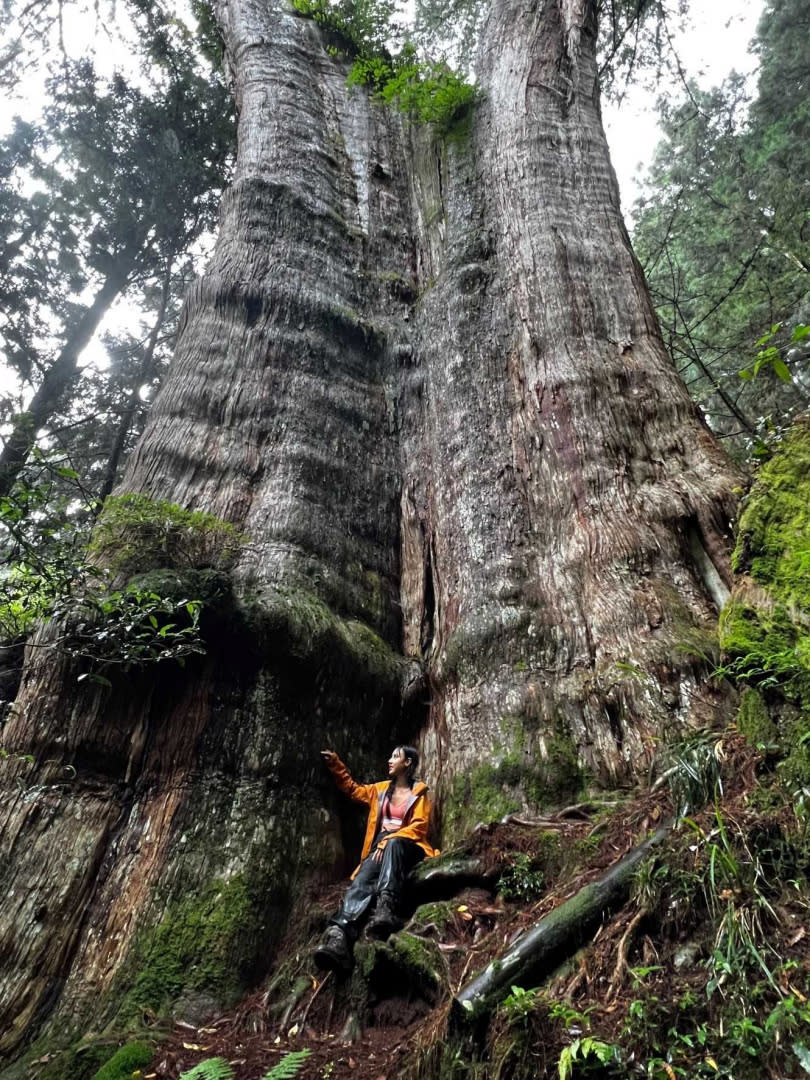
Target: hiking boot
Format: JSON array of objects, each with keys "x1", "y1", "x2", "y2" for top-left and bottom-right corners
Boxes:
[
  {"x1": 366, "y1": 895, "x2": 403, "y2": 940},
  {"x1": 314, "y1": 925, "x2": 353, "y2": 973}
]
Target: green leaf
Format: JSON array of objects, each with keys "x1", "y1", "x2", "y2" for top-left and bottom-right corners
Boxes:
[
  {"x1": 178, "y1": 1059, "x2": 234, "y2": 1080},
  {"x1": 558, "y1": 1045, "x2": 575, "y2": 1080},
  {"x1": 261, "y1": 1049, "x2": 312, "y2": 1080},
  {"x1": 793, "y1": 1042, "x2": 810, "y2": 1074},
  {"x1": 771, "y1": 357, "x2": 792, "y2": 383}
]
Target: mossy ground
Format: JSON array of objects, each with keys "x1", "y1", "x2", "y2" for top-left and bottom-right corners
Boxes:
[
  {"x1": 37, "y1": 1043, "x2": 116, "y2": 1080},
  {"x1": 91, "y1": 1041, "x2": 154, "y2": 1080},
  {"x1": 35, "y1": 1039, "x2": 154, "y2": 1080}
]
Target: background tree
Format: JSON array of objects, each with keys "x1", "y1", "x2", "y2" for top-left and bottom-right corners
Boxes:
[
  {"x1": 0, "y1": 1, "x2": 233, "y2": 498},
  {"x1": 631, "y1": 0, "x2": 810, "y2": 457}
]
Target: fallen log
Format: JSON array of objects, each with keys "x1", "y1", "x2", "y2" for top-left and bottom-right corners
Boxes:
[{"x1": 452, "y1": 825, "x2": 670, "y2": 1022}]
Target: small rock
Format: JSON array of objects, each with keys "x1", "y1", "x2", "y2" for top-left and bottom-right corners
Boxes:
[{"x1": 673, "y1": 942, "x2": 699, "y2": 970}]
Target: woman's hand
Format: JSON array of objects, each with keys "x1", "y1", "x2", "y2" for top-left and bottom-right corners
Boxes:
[{"x1": 320, "y1": 750, "x2": 338, "y2": 765}]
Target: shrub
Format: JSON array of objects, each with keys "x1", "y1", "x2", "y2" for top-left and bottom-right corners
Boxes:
[
  {"x1": 89, "y1": 494, "x2": 246, "y2": 577},
  {"x1": 293, "y1": 0, "x2": 476, "y2": 132}
]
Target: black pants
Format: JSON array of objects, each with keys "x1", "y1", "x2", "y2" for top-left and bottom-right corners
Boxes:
[{"x1": 331, "y1": 837, "x2": 424, "y2": 942}]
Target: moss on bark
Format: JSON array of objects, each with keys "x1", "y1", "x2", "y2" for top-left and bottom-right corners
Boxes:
[
  {"x1": 117, "y1": 877, "x2": 255, "y2": 1023},
  {"x1": 736, "y1": 688, "x2": 777, "y2": 746},
  {"x1": 720, "y1": 417, "x2": 810, "y2": 701},
  {"x1": 442, "y1": 719, "x2": 582, "y2": 843},
  {"x1": 233, "y1": 585, "x2": 405, "y2": 692}
]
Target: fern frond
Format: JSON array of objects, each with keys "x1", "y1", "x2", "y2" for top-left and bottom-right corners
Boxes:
[
  {"x1": 261, "y1": 1048, "x2": 313, "y2": 1080},
  {"x1": 178, "y1": 1057, "x2": 234, "y2": 1080}
]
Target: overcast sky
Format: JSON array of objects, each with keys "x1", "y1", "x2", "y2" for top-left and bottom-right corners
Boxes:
[{"x1": 604, "y1": 0, "x2": 763, "y2": 209}]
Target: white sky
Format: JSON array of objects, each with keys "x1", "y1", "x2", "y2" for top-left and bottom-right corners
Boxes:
[
  {"x1": 603, "y1": 0, "x2": 763, "y2": 209},
  {"x1": 0, "y1": 0, "x2": 764, "y2": 406}
]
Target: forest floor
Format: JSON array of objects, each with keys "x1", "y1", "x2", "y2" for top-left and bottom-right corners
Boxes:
[
  {"x1": 137, "y1": 721, "x2": 810, "y2": 1079},
  {"x1": 143, "y1": 792, "x2": 661, "y2": 1079}
]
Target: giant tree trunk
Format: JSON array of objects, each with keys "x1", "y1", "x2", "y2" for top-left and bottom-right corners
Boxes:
[{"x1": 0, "y1": 0, "x2": 742, "y2": 1062}]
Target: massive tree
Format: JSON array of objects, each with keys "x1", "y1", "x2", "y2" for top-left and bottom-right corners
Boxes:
[{"x1": 0, "y1": 0, "x2": 743, "y2": 1062}]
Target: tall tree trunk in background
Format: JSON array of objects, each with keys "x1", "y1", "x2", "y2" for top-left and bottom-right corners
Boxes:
[
  {"x1": 97, "y1": 260, "x2": 174, "y2": 504},
  {"x1": 0, "y1": 262, "x2": 133, "y2": 499},
  {"x1": 0, "y1": 0, "x2": 742, "y2": 1062}
]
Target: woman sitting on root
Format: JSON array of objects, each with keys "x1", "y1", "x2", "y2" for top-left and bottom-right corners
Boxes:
[{"x1": 315, "y1": 746, "x2": 438, "y2": 973}]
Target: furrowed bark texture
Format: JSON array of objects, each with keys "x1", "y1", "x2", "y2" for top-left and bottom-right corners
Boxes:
[
  {"x1": 409, "y1": 0, "x2": 741, "y2": 827},
  {"x1": 0, "y1": 0, "x2": 742, "y2": 1060}
]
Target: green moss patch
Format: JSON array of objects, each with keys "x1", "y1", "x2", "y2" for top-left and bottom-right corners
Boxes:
[
  {"x1": 92, "y1": 1041, "x2": 154, "y2": 1080},
  {"x1": 90, "y1": 493, "x2": 246, "y2": 578},
  {"x1": 384, "y1": 932, "x2": 445, "y2": 999},
  {"x1": 118, "y1": 877, "x2": 255, "y2": 1022},
  {"x1": 736, "y1": 687, "x2": 777, "y2": 747},
  {"x1": 236, "y1": 585, "x2": 405, "y2": 692},
  {"x1": 442, "y1": 721, "x2": 582, "y2": 844},
  {"x1": 409, "y1": 900, "x2": 458, "y2": 932},
  {"x1": 720, "y1": 417, "x2": 810, "y2": 701},
  {"x1": 38, "y1": 1043, "x2": 118, "y2": 1080}
]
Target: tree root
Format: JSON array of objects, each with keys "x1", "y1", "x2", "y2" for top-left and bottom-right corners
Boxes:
[
  {"x1": 606, "y1": 908, "x2": 646, "y2": 1001},
  {"x1": 452, "y1": 825, "x2": 670, "y2": 1022},
  {"x1": 299, "y1": 969, "x2": 332, "y2": 1030}
]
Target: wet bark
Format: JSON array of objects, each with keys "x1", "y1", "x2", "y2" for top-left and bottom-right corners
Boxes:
[{"x1": 0, "y1": 0, "x2": 742, "y2": 1061}]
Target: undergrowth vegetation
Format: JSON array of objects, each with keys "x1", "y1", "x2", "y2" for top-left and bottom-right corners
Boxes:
[
  {"x1": 0, "y1": 485, "x2": 244, "y2": 684},
  {"x1": 178, "y1": 1049, "x2": 311, "y2": 1079},
  {"x1": 291, "y1": 0, "x2": 476, "y2": 132}
]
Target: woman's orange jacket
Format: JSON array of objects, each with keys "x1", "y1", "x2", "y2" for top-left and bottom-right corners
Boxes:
[{"x1": 326, "y1": 754, "x2": 439, "y2": 879}]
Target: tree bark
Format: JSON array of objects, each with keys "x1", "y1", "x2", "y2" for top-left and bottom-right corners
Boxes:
[
  {"x1": 409, "y1": 0, "x2": 742, "y2": 823},
  {"x1": 0, "y1": 0, "x2": 743, "y2": 1062}
]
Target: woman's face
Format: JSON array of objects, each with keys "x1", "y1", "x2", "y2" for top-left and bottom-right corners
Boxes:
[{"x1": 388, "y1": 747, "x2": 410, "y2": 778}]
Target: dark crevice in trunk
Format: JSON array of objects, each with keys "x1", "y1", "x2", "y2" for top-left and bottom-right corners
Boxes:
[
  {"x1": 686, "y1": 518, "x2": 731, "y2": 611},
  {"x1": 420, "y1": 526, "x2": 436, "y2": 657},
  {"x1": 605, "y1": 700, "x2": 624, "y2": 752}
]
